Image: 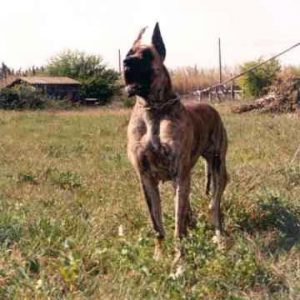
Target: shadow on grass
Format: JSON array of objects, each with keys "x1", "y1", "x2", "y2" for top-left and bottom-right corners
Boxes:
[
  {"x1": 0, "y1": 220, "x2": 23, "y2": 247},
  {"x1": 237, "y1": 197, "x2": 300, "y2": 254}
]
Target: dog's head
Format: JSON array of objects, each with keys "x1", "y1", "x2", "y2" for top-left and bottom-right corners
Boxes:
[{"x1": 123, "y1": 23, "x2": 171, "y2": 100}]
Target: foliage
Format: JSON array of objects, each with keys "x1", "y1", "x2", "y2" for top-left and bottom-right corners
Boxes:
[
  {"x1": 46, "y1": 50, "x2": 102, "y2": 79},
  {"x1": 0, "y1": 84, "x2": 76, "y2": 110},
  {"x1": 239, "y1": 59, "x2": 281, "y2": 98},
  {"x1": 122, "y1": 96, "x2": 136, "y2": 108},
  {"x1": 46, "y1": 50, "x2": 120, "y2": 104},
  {"x1": 0, "y1": 62, "x2": 13, "y2": 79},
  {"x1": 0, "y1": 62, "x2": 45, "y2": 77},
  {"x1": 0, "y1": 84, "x2": 47, "y2": 109},
  {"x1": 80, "y1": 70, "x2": 120, "y2": 105}
]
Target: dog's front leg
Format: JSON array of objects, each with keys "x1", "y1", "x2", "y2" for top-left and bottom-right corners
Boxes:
[
  {"x1": 140, "y1": 174, "x2": 165, "y2": 260},
  {"x1": 173, "y1": 175, "x2": 191, "y2": 264}
]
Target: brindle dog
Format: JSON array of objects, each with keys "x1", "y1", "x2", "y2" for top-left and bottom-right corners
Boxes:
[{"x1": 124, "y1": 23, "x2": 228, "y2": 261}]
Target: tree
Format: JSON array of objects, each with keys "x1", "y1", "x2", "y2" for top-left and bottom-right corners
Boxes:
[
  {"x1": 46, "y1": 50, "x2": 120, "y2": 104},
  {"x1": 0, "y1": 63, "x2": 12, "y2": 79},
  {"x1": 239, "y1": 59, "x2": 281, "y2": 98}
]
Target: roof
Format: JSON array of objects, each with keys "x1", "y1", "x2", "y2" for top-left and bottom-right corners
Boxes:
[
  {"x1": 0, "y1": 76, "x2": 18, "y2": 89},
  {"x1": 20, "y1": 76, "x2": 81, "y2": 85},
  {"x1": 0, "y1": 76, "x2": 81, "y2": 89}
]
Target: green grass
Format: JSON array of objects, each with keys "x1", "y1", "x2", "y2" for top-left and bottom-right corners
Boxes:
[{"x1": 0, "y1": 106, "x2": 299, "y2": 299}]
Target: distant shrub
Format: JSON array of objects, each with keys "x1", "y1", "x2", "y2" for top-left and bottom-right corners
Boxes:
[
  {"x1": 0, "y1": 84, "x2": 78, "y2": 110},
  {"x1": 122, "y1": 96, "x2": 136, "y2": 108},
  {"x1": 46, "y1": 50, "x2": 121, "y2": 104},
  {"x1": 80, "y1": 72, "x2": 120, "y2": 105},
  {"x1": 239, "y1": 59, "x2": 281, "y2": 98},
  {"x1": 0, "y1": 84, "x2": 47, "y2": 109}
]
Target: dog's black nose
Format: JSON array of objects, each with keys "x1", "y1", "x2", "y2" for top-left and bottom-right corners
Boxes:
[
  {"x1": 123, "y1": 56, "x2": 139, "y2": 68},
  {"x1": 123, "y1": 57, "x2": 130, "y2": 66}
]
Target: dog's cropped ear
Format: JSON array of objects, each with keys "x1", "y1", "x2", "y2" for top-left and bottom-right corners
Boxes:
[
  {"x1": 133, "y1": 26, "x2": 147, "y2": 48},
  {"x1": 152, "y1": 22, "x2": 166, "y2": 61}
]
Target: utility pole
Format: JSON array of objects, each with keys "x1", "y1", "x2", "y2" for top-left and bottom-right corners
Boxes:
[
  {"x1": 118, "y1": 49, "x2": 122, "y2": 74},
  {"x1": 218, "y1": 38, "x2": 222, "y2": 84}
]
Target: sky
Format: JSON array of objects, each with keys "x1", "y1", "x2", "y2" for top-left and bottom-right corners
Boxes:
[{"x1": 0, "y1": 0, "x2": 299, "y2": 71}]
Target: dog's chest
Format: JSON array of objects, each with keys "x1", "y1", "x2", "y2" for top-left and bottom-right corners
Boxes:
[{"x1": 141, "y1": 117, "x2": 177, "y2": 181}]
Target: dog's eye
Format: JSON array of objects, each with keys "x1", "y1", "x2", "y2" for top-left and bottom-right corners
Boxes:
[
  {"x1": 142, "y1": 49, "x2": 153, "y2": 61},
  {"x1": 126, "y1": 49, "x2": 134, "y2": 57}
]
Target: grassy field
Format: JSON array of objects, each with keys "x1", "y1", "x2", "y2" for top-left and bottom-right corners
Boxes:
[{"x1": 0, "y1": 105, "x2": 299, "y2": 299}]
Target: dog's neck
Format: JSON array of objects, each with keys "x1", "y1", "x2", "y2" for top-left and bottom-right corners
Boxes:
[
  {"x1": 148, "y1": 65, "x2": 174, "y2": 103},
  {"x1": 137, "y1": 66, "x2": 179, "y2": 112},
  {"x1": 148, "y1": 83, "x2": 175, "y2": 104}
]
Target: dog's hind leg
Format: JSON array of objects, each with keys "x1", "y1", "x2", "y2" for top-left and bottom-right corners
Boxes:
[
  {"x1": 210, "y1": 154, "x2": 228, "y2": 246},
  {"x1": 140, "y1": 174, "x2": 165, "y2": 260},
  {"x1": 204, "y1": 157, "x2": 213, "y2": 196}
]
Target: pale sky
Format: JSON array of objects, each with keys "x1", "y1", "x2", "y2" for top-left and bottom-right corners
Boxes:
[{"x1": 1, "y1": 0, "x2": 299, "y2": 71}]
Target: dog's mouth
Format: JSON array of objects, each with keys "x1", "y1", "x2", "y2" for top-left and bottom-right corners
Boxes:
[
  {"x1": 123, "y1": 64, "x2": 152, "y2": 98},
  {"x1": 124, "y1": 66, "x2": 134, "y2": 80},
  {"x1": 125, "y1": 83, "x2": 139, "y2": 97},
  {"x1": 124, "y1": 67, "x2": 142, "y2": 97}
]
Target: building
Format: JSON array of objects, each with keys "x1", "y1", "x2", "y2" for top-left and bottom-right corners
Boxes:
[{"x1": 0, "y1": 76, "x2": 81, "y2": 100}]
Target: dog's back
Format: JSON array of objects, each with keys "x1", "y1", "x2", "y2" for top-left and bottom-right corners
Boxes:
[{"x1": 183, "y1": 102, "x2": 227, "y2": 165}]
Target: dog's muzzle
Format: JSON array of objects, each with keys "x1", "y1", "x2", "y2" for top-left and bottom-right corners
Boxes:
[
  {"x1": 123, "y1": 57, "x2": 141, "y2": 82},
  {"x1": 123, "y1": 56, "x2": 152, "y2": 97},
  {"x1": 123, "y1": 58, "x2": 140, "y2": 96}
]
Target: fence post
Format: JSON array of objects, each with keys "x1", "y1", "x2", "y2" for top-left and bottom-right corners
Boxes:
[
  {"x1": 218, "y1": 38, "x2": 222, "y2": 84},
  {"x1": 231, "y1": 80, "x2": 235, "y2": 100}
]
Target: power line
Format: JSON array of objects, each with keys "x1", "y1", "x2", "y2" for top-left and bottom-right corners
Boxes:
[{"x1": 202, "y1": 42, "x2": 300, "y2": 92}]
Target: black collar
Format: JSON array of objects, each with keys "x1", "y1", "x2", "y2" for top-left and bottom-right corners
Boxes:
[{"x1": 138, "y1": 94, "x2": 181, "y2": 112}]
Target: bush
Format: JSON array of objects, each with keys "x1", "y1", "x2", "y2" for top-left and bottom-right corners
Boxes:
[
  {"x1": 80, "y1": 71, "x2": 120, "y2": 105},
  {"x1": 46, "y1": 50, "x2": 121, "y2": 104},
  {"x1": 0, "y1": 84, "x2": 47, "y2": 109},
  {"x1": 239, "y1": 59, "x2": 281, "y2": 98},
  {"x1": 122, "y1": 96, "x2": 136, "y2": 108}
]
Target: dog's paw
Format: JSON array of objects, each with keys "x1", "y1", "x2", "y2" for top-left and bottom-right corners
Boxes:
[
  {"x1": 169, "y1": 264, "x2": 185, "y2": 279},
  {"x1": 153, "y1": 239, "x2": 163, "y2": 261},
  {"x1": 172, "y1": 249, "x2": 182, "y2": 266},
  {"x1": 153, "y1": 248, "x2": 163, "y2": 261},
  {"x1": 212, "y1": 232, "x2": 226, "y2": 250},
  {"x1": 171, "y1": 244, "x2": 186, "y2": 269}
]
